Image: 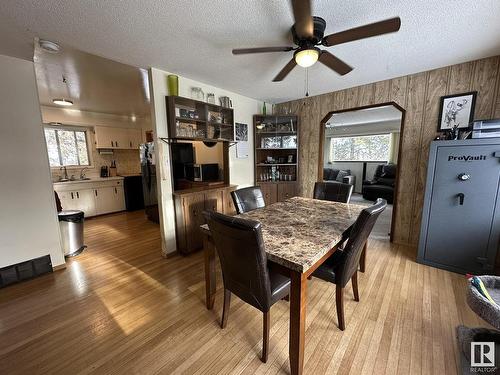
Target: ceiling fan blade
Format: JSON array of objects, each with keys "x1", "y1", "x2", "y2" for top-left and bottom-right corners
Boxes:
[
  {"x1": 318, "y1": 51, "x2": 353, "y2": 75},
  {"x1": 273, "y1": 58, "x2": 297, "y2": 82},
  {"x1": 291, "y1": 0, "x2": 314, "y2": 39},
  {"x1": 232, "y1": 46, "x2": 294, "y2": 55},
  {"x1": 323, "y1": 17, "x2": 401, "y2": 47}
]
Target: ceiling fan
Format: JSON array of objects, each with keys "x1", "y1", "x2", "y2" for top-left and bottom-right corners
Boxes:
[{"x1": 232, "y1": 0, "x2": 401, "y2": 82}]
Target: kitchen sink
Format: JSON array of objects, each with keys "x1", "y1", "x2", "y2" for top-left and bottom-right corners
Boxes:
[{"x1": 57, "y1": 177, "x2": 91, "y2": 182}]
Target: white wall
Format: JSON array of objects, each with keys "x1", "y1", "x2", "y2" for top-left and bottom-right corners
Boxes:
[
  {"x1": 149, "y1": 68, "x2": 262, "y2": 255},
  {"x1": 0, "y1": 54, "x2": 65, "y2": 268}
]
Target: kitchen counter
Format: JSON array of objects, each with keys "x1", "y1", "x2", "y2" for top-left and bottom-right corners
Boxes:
[{"x1": 53, "y1": 176, "x2": 124, "y2": 186}]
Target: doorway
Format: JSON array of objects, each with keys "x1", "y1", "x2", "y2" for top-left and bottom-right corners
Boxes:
[{"x1": 318, "y1": 102, "x2": 405, "y2": 241}]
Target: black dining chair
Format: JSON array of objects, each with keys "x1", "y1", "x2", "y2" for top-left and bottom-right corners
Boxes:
[
  {"x1": 203, "y1": 210, "x2": 290, "y2": 362},
  {"x1": 313, "y1": 181, "x2": 354, "y2": 203},
  {"x1": 310, "y1": 198, "x2": 387, "y2": 330},
  {"x1": 231, "y1": 186, "x2": 266, "y2": 214}
]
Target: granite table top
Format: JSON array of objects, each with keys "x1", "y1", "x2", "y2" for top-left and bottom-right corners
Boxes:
[{"x1": 200, "y1": 196, "x2": 365, "y2": 273}]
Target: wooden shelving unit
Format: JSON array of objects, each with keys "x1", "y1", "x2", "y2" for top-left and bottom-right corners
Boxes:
[
  {"x1": 254, "y1": 114, "x2": 299, "y2": 204},
  {"x1": 166, "y1": 96, "x2": 234, "y2": 142}
]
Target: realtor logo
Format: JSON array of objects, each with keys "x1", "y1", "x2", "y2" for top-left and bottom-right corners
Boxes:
[{"x1": 471, "y1": 342, "x2": 495, "y2": 368}]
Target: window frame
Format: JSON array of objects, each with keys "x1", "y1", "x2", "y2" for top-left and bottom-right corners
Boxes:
[
  {"x1": 43, "y1": 124, "x2": 93, "y2": 169},
  {"x1": 329, "y1": 132, "x2": 392, "y2": 163}
]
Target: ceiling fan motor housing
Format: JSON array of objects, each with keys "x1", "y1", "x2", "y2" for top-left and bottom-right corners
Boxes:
[{"x1": 291, "y1": 16, "x2": 326, "y2": 46}]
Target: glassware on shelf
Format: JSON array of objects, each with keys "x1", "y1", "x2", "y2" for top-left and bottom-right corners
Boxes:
[
  {"x1": 206, "y1": 93, "x2": 215, "y2": 104},
  {"x1": 167, "y1": 75, "x2": 179, "y2": 96},
  {"x1": 191, "y1": 87, "x2": 204, "y2": 101}
]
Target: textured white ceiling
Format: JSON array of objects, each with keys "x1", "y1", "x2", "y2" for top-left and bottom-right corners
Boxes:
[{"x1": 1, "y1": 0, "x2": 500, "y2": 103}]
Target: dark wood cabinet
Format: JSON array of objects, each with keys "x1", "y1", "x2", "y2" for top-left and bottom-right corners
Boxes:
[
  {"x1": 278, "y1": 183, "x2": 297, "y2": 201},
  {"x1": 174, "y1": 185, "x2": 236, "y2": 254},
  {"x1": 254, "y1": 114, "x2": 299, "y2": 203},
  {"x1": 258, "y1": 182, "x2": 278, "y2": 205}
]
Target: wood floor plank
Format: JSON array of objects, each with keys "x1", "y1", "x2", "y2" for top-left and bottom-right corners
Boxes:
[{"x1": 0, "y1": 210, "x2": 487, "y2": 375}]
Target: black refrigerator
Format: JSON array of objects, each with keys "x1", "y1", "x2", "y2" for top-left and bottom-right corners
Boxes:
[{"x1": 140, "y1": 142, "x2": 159, "y2": 223}]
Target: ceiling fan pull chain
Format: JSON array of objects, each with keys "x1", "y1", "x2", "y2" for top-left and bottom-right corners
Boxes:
[{"x1": 305, "y1": 67, "x2": 309, "y2": 97}]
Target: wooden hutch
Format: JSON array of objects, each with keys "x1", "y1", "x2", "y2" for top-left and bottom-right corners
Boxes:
[
  {"x1": 165, "y1": 96, "x2": 237, "y2": 255},
  {"x1": 254, "y1": 115, "x2": 299, "y2": 204}
]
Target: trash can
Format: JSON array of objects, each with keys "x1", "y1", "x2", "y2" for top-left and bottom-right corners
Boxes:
[{"x1": 58, "y1": 210, "x2": 86, "y2": 257}]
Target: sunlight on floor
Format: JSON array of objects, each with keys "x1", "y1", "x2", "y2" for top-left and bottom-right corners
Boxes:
[{"x1": 91, "y1": 256, "x2": 170, "y2": 335}]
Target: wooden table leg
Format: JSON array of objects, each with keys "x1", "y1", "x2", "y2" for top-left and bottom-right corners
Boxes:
[
  {"x1": 289, "y1": 270, "x2": 307, "y2": 375},
  {"x1": 203, "y1": 234, "x2": 216, "y2": 310}
]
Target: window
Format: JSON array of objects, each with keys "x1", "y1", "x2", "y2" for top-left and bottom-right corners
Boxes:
[
  {"x1": 330, "y1": 134, "x2": 391, "y2": 162},
  {"x1": 44, "y1": 126, "x2": 91, "y2": 167}
]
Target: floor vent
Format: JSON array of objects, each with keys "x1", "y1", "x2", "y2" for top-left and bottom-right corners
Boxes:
[{"x1": 0, "y1": 255, "x2": 53, "y2": 288}]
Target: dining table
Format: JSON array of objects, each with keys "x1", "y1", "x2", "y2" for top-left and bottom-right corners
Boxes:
[{"x1": 200, "y1": 196, "x2": 365, "y2": 375}]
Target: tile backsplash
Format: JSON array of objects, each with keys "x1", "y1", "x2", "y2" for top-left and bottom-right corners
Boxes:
[{"x1": 51, "y1": 139, "x2": 141, "y2": 181}]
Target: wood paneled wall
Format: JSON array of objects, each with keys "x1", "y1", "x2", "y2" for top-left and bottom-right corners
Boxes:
[{"x1": 275, "y1": 56, "x2": 500, "y2": 246}]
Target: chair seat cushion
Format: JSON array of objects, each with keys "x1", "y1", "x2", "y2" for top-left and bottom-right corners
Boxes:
[
  {"x1": 269, "y1": 264, "x2": 291, "y2": 304},
  {"x1": 311, "y1": 250, "x2": 345, "y2": 284}
]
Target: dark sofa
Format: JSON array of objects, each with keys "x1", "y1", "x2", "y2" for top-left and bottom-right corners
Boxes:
[
  {"x1": 362, "y1": 164, "x2": 396, "y2": 204},
  {"x1": 323, "y1": 168, "x2": 356, "y2": 186}
]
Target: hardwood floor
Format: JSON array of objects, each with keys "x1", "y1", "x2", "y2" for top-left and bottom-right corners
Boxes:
[{"x1": 0, "y1": 210, "x2": 487, "y2": 374}]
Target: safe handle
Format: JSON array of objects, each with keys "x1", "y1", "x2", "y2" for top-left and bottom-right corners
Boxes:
[{"x1": 457, "y1": 193, "x2": 465, "y2": 205}]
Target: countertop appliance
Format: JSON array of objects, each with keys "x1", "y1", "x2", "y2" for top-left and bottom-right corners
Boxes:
[
  {"x1": 100, "y1": 166, "x2": 109, "y2": 177},
  {"x1": 185, "y1": 163, "x2": 219, "y2": 182},
  {"x1": 140, "y1": 142, "x2": 159, "y2": 223},
  {"x1": 417, "y1": 139, "x2": 500, "y2": 274}
]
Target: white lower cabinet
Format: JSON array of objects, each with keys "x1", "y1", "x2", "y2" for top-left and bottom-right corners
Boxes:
[
  {"x1": 55, "y1": 179, "x2": 126, "y2": 218},
  {"x1": 95, "y1": 186, "x2": 125, "y2": 215}
]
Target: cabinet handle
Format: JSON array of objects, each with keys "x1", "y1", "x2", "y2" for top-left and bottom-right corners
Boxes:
[
  {"x1": 111, "y1": 141, "x2": 114, "y2": 147},
  {"x1": 95, "y1": 190, "x2": 98, "y2": 197},
  {"x1": 116, "y1": 141, "x2": 119, "y2": 147},
  {"x1": 71, "y1": 192, "x2": 74, "y2": 199},
  {"x1": 115, "y1": 187, "x2": 117, "y2": 194},
  {"x1": 130, "y1": 141, "x2": 132, "y2": 148},
  {"x1": 76, "y1": 192, "x2": 79, "y2": 199}
]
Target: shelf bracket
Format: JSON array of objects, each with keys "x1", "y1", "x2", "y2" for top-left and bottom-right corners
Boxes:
[{"x1": 159, "y1": 137, "x2": 172, "y2": 144}]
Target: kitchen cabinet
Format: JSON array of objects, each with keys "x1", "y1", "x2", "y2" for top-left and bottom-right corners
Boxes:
[
  {"x1": 94, "y1": 126, "x2": 142, "y2": 149},
  {"x1": 57, "y1": 189, "x2": 97, "y2": 217},
  {"x1": 173, "y1": 185, "x2": 236, "y2": 255},
  {"x1": 127, "y1": 129, "x2": 142, "y2": 149},
  {"x1": 54, "y1": 178, "x2": 125, "y2": 217}
]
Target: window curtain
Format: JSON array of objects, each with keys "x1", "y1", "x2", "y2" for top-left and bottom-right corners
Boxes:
[{"x1": 389, "y1": 132, "x2": 400, "y2": 164}]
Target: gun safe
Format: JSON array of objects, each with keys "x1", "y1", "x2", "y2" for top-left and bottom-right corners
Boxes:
[{"x1": 417, "y1": 139, "x2": 500, "y2": 274}]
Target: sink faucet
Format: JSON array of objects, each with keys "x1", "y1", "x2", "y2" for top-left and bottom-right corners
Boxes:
[
  {"x1": 60, "y1": 166, "x2": 68, "y2": 180},
  {"x1": 80, "y1": 167, "x2": 89, "y2": 179}
]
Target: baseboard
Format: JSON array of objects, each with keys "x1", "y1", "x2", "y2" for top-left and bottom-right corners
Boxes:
[{"x1": 52, "y1": 263, "x2": 67, "y2": 272}]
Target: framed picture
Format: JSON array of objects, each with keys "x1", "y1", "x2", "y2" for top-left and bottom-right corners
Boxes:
[
  {"x1": 234, "y1": 122, "x2": 248, "y2": 142},
  {"x1": 437, "y1": 91, "x2": 477, "y2": 131}
]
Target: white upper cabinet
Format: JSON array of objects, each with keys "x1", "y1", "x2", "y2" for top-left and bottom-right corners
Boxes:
[
  {"x1": 127, "y1": 129, "x2": 143, "y2": 149},
  {"x1": 94, "y1": 126, "x2": 142, "y2": 149}
]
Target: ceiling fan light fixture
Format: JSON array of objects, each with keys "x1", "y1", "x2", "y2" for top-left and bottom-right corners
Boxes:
[
  {"x1": 52, "y1": 98, "x2": 73, "y2": 106},
  {"x1": 294, "y1": 48, "x2": 319, "y2": 68}
]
